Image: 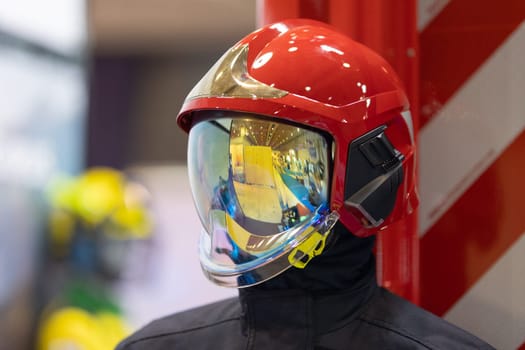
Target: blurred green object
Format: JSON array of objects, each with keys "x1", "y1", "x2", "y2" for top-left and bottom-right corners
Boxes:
[{"x1": 63, "y1": 280, "x2": 122, "y2": 315}]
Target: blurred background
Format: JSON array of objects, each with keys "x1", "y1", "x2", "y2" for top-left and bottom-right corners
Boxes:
[
  {"x1": 0, "y1": 1, "x2": 253, "y2": 349},
  {"x1": 1, "y1": 0, "x2": 525, "y2": 349}
]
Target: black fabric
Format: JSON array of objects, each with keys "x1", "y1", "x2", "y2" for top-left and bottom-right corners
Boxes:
[
  {"x1": 117, "y1": 225, "x2": 495, "y2": 350},
  {"x1": 246, "y1": 223, "x2": 376, "y2": 292}
]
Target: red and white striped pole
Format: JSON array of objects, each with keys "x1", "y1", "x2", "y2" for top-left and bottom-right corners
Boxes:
[{"x1": 418, "y1": 1, "x2": 525, "y2": 348}]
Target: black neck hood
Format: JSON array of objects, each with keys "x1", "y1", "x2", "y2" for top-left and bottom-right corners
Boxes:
[
  {"x1": 238, "y1": 223, "x2": 378, "y2": 338},
  {"x1": 241, "y1": 222, "x2": 377, "y2": 292}
]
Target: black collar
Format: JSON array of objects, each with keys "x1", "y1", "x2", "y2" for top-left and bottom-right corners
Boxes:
[
  {"x1": 239, "y1": 223, "x2": 378, "y2": 336},
  {"x1": 240, "y1": 267, "x2": 377, "y2": 336}
]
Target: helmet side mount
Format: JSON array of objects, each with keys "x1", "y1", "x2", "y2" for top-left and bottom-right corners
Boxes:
[{"x1": 344, "y1": 125, "x2": 404, "y2": 228}]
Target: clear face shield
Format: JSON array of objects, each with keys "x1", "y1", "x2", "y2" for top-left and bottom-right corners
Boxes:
[{"x1": 187, "y1": 112, "x2": 339, "y2": 287}]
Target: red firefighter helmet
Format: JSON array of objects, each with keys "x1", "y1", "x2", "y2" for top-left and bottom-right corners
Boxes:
[{"x1": 177, "y1": 19, "x2": 417, "y2": 287}]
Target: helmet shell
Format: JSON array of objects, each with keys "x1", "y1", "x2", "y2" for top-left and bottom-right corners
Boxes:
[{"x1": 178, "y1": 19, "x2": 417, "y2": 237}]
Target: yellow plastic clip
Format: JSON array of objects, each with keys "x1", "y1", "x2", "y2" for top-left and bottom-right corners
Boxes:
[{"x1": 288, "y1": 229, "x2": 331, "y2": 269}]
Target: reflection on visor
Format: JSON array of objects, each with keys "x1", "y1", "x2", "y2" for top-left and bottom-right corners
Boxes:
[{"x1": 188, "y1": 114, "x2": 335, "y2": 286}]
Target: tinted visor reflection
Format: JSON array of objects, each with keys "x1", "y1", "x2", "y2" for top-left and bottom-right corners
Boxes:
[{"x1": 189, "y1": 117, "x2": 329, "y2": 241}]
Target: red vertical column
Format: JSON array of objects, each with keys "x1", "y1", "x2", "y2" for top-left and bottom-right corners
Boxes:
[
  {"x1": 256, "y1": 0, "x2": 420, "y2": 303},
  {"x1": 256, "y1": 0, "x2": 329, "y2": 27}
]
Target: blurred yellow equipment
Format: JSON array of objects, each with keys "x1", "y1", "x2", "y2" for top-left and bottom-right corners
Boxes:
[
  {"x1": 37, "y1": 307, "x2": 130, "y2": 350},
  {"x1": 47, "y1": 167, "x2": 152, "y2": 257}
]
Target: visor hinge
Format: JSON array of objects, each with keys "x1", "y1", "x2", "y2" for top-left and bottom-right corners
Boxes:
[
  {"x1": 344, "y1": 126, "x2": 405, "y2": 228},
  {"x1": 359, "y1": 131, "x2": 404, "y2": 173}
]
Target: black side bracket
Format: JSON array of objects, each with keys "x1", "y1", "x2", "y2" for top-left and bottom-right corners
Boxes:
[{"x1": 344, "y1": 126, "x2": 404, "y2": 228}]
